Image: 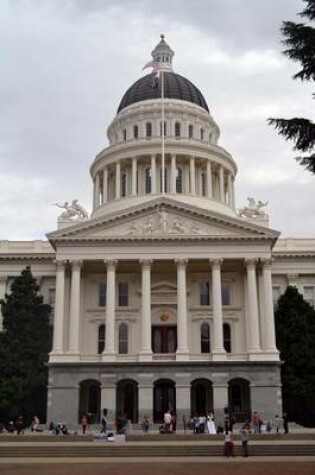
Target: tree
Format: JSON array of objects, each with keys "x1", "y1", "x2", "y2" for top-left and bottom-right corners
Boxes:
[
  {"x1": 268, "y1": 0, "x2": 315, "y2": 173},
  {"x1": 0, "y1": 267, "x2": 51, "y2": 422}
]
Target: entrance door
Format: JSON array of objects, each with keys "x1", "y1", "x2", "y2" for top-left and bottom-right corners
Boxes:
[
  {"x1": 152, "y1": 325, "x2": 177, "y2": 353},
  {"x1": 153, "y1": 379, "x2": 176, "y2": 423}
]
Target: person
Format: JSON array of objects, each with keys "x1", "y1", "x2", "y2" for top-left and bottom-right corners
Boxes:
[
  {"x1": 251, "y1": 411, "x2": 260, "y2": 434},
  {"x1": 141, "y1": 415, "x2": 150, "y2": 433},
  {"x1": 49, "y1": 420, "x2": 58, "y2": 436},
  {"x1": 15, "y1": 415, "x2": 24, "y2": 435},
  {"x1": 224, "y1": 429, "x2": 235, "y2": 457},
  {"x1": 171, "y1": 412, "x2": 177, "y2": 432},
  {"x1": 100, "y1": 408, "x2": 108, "y2": 434},
  {"x1": 207, "y1": 411, "x2": 216, "y2": 435},
  {"x1": 283, "y1": 413, "x2": 289, "y2": 434},
  {"x1": 81, "y1": 414, "x2": 88, "y2": 435},
  {"x1": 240, "y1": 422, "x2": 250, "y2": 457},
  {"x1": 31, "y1": 415, "x2": 40, "y2": 432},
  {"x1": 164, "y1": 410, "x2": 172, "y2": 433},
  {"x1": 266, "y1": 420, "x2": 272, "y2": 433},
  {"x1": 7, "y1": 421, "x2": 15, "y2": 434},
  {"x1": 275, "y1": 414, "x2": 281, "y2": 434}
]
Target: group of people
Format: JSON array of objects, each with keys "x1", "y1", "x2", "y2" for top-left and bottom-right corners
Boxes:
[
  {"x1": 251, "y1": 411, "x2": 289, "y2": 434},
  {"x1": 188, "y1": 412, "x2": 217, "y2": 435},
  {"x1": 0, "y1": 415, "x2": 42, "y2": 435}
]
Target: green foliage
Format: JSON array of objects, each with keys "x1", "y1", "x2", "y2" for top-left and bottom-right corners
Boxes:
[
  {"x1": 0, "y1": 266, "x2": 51, "y2": 421},
  {"x1": 268, "y1": 0, "x2": 315, "y2": 173},
  {"x1": 275, "y1": 285, "x2": 315, "y2": 398}
]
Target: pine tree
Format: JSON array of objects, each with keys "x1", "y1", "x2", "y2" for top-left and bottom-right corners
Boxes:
[
  {"x1": 0, "y1": 266, "x2": 51, "y2": 422},
  {"x1": 275, "y1": 285, "x2": 315, "y2": 398},
  {"x1": 268, "y1": 0, "x2": 315, "y2": 173}
]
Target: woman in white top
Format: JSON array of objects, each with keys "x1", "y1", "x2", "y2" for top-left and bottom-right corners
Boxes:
[{"x1": 207, "y1": 412, "x2": 216, "y2": 435}]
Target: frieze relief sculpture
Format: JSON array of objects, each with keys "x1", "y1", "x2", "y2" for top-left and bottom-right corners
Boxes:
[
  {"x1": 55, "y1": 199, "x2": 89, "y2": 220},
  {"x1": 238, "y1": 197, "x2": 269, "y2": 219},
  {"x1": 128, "y1": 207, "x2": 205, "y2": 235}
]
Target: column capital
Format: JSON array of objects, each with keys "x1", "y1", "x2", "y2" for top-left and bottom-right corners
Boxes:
[
  {"x1": 140, "y1": 259, "x2": 153, "y2": 269},
  {"x1": 69, "y1": 259, "x2": 83, "y2": 269},
  {"x1": 54, "y1": 259, "x2": 67, "y2": 269},
  {"x1": 175, "y1": 258, "x2": 188, "y2": 269},
  {"x1": 209, "y1": 258, "x2": 223, "y2": 268},
  {"x1": 244, "y1": 258, "x2": 258, "y2": 268},
  {"x1": 260, "y1": 258, "x2": 273, "y2": 268},
  {"x1": 104, "y1": 259, "x2": 118, "y2": 269}
]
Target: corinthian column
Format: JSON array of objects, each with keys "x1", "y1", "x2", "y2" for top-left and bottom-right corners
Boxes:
[
  {"x1": 67, "y1": 260, "x2": 83, "y2": 356},
  {"x1": 170, "y1": 154, "x2": 176, "y2": 194},
  {"x1": 102, "y1": 167, "x2": 108, "y2": 204},
  {"x1": 103, "y1": 260, "x2": 117, "y2": 361},
  {"x1": 151, "y1": 155, "x2": 157, "y2": 194},
  {"x1": 245, "y1": 259, "x2": 261, "y2": 355},
  {"x1": 115, "y1": 161, "x2": 121, "y2": 199},
  {"x1": 210, "y1": 259, "x2": 226, "y2": 360},
  {"x1": 189, "y1": 156, "x2": 196, "y2": 195},
  {"x1": 93, "y1": 173, "x2": 100, "y2": 209},
  {"x1": 219, "y1": 166, "x2": 225, "y2": 203},
  {"x1": 51, "y1": 260, "x2": 67, "y2": 355},
  {"x1": 139, "y1": 260, "x2": 153, "y2": 361},
  {"x1": 261, "y1": 259, "x2": 279, "y2": 356},
  {"x1": 132, "y1": 157, "x2": 137, "y2": 196},
  {"x1": 206, "y1": 160, "x2": 212, "y2": 198},
  {"x1": 176, "y1": 259, "x2": 189, "y2": 360}
]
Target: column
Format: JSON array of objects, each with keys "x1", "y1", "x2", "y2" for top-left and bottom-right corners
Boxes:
[
  {"x1": 51, "y1": 260, "x2": 66, "y2": 355},
  {"x1": 103, "y1": 260, "x2": 117, "y2": 361},
  {"x1": 101, "y1": 375, "x2": 117, "y2": 425},
  {"x1": 245, "y1": 259, "x2": 261, "y2": 355},
  {"x1": 115, "y1": 161, "x2": 121, "y2": 199},
  {"x1": 210, "y1": 259, "x2": 226, "y2": 359},
  {"x1": 132, "y1": 157, "x2": 137, "y2": 196},
  {"x1": 139, "y1": 259, "x2": 153, "y2": 361},
  {"x1": 189, "y1": 156, "x2": 196, "y2": 195},
  {"x1": 67, "y1": 260, "x2": 82, "y2": 356},
  {"x1": 138, "y1": 375, "x2": 154, "y2": 421},
  {"x1": 170, "y1": 153, "x2": 176, "y2": 194},
  {"x1": 0, "y1": 276, "x2": 7, "y2": 331},
  {"x1": 176, "y1": 259, "x2": 189, "y2": 360},
  {"x1": 93, "y1": 172, "x2": 100, "y2": 209},
  {"x1": 102, "y1": 167, "x2": 108, "y2": 204},
  {"x1": 227, "y1": 172, "x2": 233, "y2": 206},
  {"x1": 219, "y1": 166, "x2": 225, "y2": 203},
  {"x1": 261, "y1": 259, "x2": 278, "y2": 355},
  {"x1": 206, "y1": 160, "x2": 212, "y2": 198},
  {"x1": 151, "y1": 155, "x2": 157, "y2": 194}
]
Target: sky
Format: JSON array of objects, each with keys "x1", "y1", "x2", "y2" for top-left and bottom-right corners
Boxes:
[{"x1": 0, "y1": 0, "x2": 314, "y2": 240}]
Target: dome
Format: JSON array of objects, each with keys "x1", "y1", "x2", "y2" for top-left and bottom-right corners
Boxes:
[{"x1": 117, "y1": 72, "x2": 209, "y2": 113}]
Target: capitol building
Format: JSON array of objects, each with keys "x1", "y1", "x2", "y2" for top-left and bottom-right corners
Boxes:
[{"x1": 1, "y1": 36, "x2": 314, "y2": 426}]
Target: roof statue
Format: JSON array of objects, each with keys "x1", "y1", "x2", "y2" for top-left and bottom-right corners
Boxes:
[
  {"x1": 55, "y1": 199, "x2": 89, "y2": 220},
  {"x1": 238, "y1": 197, "x2": 269, "y2": 219}
]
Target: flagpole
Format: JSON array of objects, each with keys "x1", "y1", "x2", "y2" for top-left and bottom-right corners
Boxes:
[{"x1": 161, "y1": 69, "x2": 165, "y2": 195}]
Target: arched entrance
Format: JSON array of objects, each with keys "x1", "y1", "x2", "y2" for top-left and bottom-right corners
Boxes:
[
  {"x1": 153, "y1": 379, "x2": 176, "y2": 423},
  {"x1": 116, "y1": 379, "x2": 138, "y2": 423},
  {"x1": 191, "y1": 379, "x2": 213, "y2": 416},
  {"x1": 79, "y1": 379, "x2": 101, "y2": 423},
  {"x1": 228, "y1": 378, "x2": 251, "y2": 422}
]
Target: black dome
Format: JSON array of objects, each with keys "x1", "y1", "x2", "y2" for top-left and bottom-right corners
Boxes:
[{"x1": 117, "y1": 72, "x2": 209, "y2": 113}]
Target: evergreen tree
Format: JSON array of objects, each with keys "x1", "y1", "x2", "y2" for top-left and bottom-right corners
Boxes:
[
  {"x1": 275, "y1": 285, "x2": 315, "y2": 398},
  {"x1": 268, "y1": 0, "x2": 315, "y2": 173},
  {"x1": 0, "y1": 266, "x2": 51, "y2": 421}
]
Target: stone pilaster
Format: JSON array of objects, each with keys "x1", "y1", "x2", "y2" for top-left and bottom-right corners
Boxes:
[
  {"x1": 176, "y1": 259, "x2": 189, "y2": 360},
  {"x1": 138, "y1": 375, "x2": 154, "y2": 422},
  {"x1": 101, "y1": 374, "x2": 117, "y2": 426}
]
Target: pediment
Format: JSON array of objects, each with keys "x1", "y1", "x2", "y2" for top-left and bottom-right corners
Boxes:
[{"x1": 47, "y1": 197, "x2": 279, "y2": 244}]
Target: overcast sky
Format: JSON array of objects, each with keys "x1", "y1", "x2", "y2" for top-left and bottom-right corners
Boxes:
[{"x1": 0, "y1": 0, "x2": 314, "y2": 240}]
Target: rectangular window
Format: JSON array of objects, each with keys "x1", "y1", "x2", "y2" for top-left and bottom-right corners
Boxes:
[
  {"x1": 200, "y1": 282, "x2": 210, "y2": 306},
  {"x1": 99, "y1": 282, "x2": 107, "y2": 307},
  {"x1": 221, "y1": 282, "x2": 231, "y2": 306},
  {"x1": 272, "y1": 286, "x2": 282, "y2": 308},
  {"x1": 303, "y1": 286, "x2": 315, "y2": 308},
  {"x1": 118, "y1": 282, "x2": 128, "y2": 306}
]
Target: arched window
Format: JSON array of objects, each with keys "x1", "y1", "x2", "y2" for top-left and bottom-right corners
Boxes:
[
  {"x1": 123, "y1": 129, "x2": 127, "y2": 141},
  {"x1": 188, "y1": 124, "x2": 194, "y2": 139},
  {"x1": 176, "y1": 167, "x2": 183, "y2": 193},
  {"x1": 98, "y1": 324, "x2": 106, "y2": 354},
  {"x1": 223, "y1": 323, "x2": 231, "y2": 353},
  {"x1": 160, "y1": 121, "x2": 167, "y2": 137},
  {"x1": 175, "y1": 122, "x2": 181, "y2": 138},
  {"x1": 201, "y1": 323, "x2": 210, "y2": 353},
  {"x1": 146, "y1": 122, "x2": 152, "y2": 138},
  {"x1": 145, "y1": 168, "x2": 152, "y2": 194},
  {"x1": 119, "y1": 323, "x2": 128, "y2": 354},
  {"x1": 121, "y1": 171, "x2": 127, "y2": 197},
  {"x1": 133, "y1": 125, "x2": 139, "y2": 139},
  {"x1": 200, "y1": 128, "x2": 204, "y2": 140}
]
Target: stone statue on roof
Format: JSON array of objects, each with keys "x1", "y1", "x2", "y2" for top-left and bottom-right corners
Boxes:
[
  {"x1": 238, "y1": 197, "x2": 269, "y2": 219},
  {"x1": 55, "y1": 199, "x2": 89, "y2": 220}
]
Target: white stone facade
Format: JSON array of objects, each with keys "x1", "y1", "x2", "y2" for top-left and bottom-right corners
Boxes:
[{"x1": 1, "y1": 37, "x2": 314, "y2": 426}]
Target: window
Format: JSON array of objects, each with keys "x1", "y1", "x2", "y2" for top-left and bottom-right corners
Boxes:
[
  {"x1": 188, "y1": 124, "x2": 194, "y2": 139},
  {"x1": 176, "y1": 167, "x2": 182, "y2": 193},
  {"x1": 223, "y1": 323, "x2": 231, "y2": 353},
  {"x1": 303, "y1": 286, "x2": 315, "y2": 307},
  {"x1": 133, "y1": 125, "x2": 139, "y2": 139},
  {"x1": 99, "y1": 282, "x2": 106, "y2": 307},
  {"x1": 222, "y1": 282, "x2": 231, "y2": 306},
  {"x1": 145, "y1": 168, "x2": 152, "y2": 194},
  {"x1": 201, "y1": 322, "x2": 210, "y2": 353},
  {"x1": 200, "y1": 128, "x2": 204, "y2": 140},
  {"x1": 201, "y1": 171, "x2": 206, "y2": 196},
  {"x1": 123, "y1": 129, "x2": 127, "y2": 141},
  {"x1": 272, "y1": 286, "x2": 282, "y2": 308},
  {"x1": 160, "y1": 121, "x2": 167, "y2": 137},
  {"x1": 119, "y1": 323, "x2": 128, "y2": 354},
  {"x1": 118, "y1": 282, "x2": 128, "y2": 306},
  {"x1": 175, "y1": 122, "x2": 181, "y2": 137},
  {"x1": 121, "y1": 171, "x2": 127, "y2": 197},
  {"x1": 146, "y1": 122, "x2": 152, "y2": 138},
  {"x1": 98, "y1": 324, "x2": 106, "y2": 354},
  {"x1": 200, "y1": 282, "x2": 210, "y2": 306}
]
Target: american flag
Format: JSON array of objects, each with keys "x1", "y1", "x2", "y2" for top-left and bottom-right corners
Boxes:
[{"x1": 142, "y1": 60, "x2": 161, "y2": 71}]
